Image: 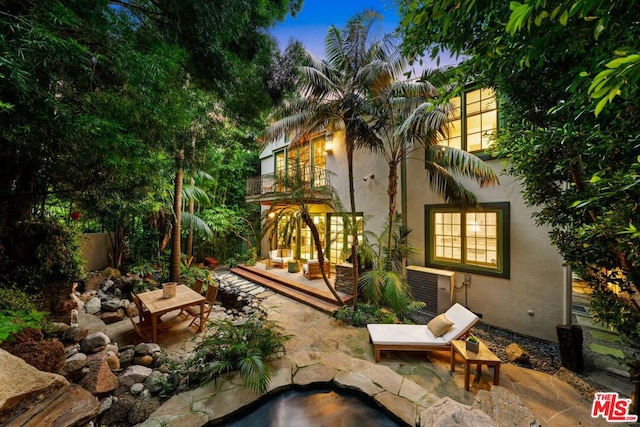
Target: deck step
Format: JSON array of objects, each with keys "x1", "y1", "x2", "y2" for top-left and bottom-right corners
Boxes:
[{"x1": 230, "y1": 265, "x2": 350, "y2": 314}]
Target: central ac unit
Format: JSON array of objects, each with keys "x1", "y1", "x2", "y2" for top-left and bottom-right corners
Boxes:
[{"x1": 406, "y1": 266, "x2": 455, "y2": 317}]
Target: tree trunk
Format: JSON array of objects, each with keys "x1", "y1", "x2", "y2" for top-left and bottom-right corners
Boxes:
[
  {"x1": 347, "y1": 144, "x2": 359, "y2": 307},
  {"x1": 169, "y1": 152, "x2": 184, "y2": 282},
  {"x1": 303, "y1": 212, "x2": 343, "y2": 305},
  {"x1": 386, "y1": 160, "x2": 399, "y2": 271},
  {"x1": 186, "y1": 177, "x2": 195, "y2": 259}
]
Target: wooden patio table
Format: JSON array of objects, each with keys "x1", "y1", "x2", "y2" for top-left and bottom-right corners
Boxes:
[
  {"x1": 137, "y1": 284, "x2": 205, "y2": 342},
  {"x1": 450, "y1": 339, "x2": 501, "y2": 391}
]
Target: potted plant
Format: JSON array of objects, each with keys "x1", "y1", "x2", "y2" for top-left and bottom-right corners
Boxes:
[{"x1": 465, "y1": 335, "x2": 480, "y2": 353}]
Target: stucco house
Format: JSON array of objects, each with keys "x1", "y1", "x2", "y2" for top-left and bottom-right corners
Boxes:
[{"x1": 247, "y1": 86, "x2": 565, "y2": 342}]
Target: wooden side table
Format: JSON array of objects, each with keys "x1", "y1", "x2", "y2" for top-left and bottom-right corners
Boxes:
[{"x1": 450, "y1": 340, "x2": 501, "y2": 391}]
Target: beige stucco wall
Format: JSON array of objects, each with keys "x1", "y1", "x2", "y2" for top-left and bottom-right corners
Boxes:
[
  {"x1": 257, "y1": 133, "x2": 564, "y2": 342},
  {"x1": 404, "y1": 155, "x2": 564, "y2": 342},
  {"x1": 79, "y1": 233, "x2": 112, "y2": 272}
]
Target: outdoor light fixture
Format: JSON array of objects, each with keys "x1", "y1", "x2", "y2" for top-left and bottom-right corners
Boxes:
[
  {"x1": 268, "y1": 212, "x2": 276, "y2": 219},
  {"x1": 325, "y1": 132, "x2": 333, "y2": 153}
]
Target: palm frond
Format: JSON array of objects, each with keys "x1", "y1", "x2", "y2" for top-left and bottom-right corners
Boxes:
[
  {"x1": 238, "y1": 355, "x2": 270, "y2": 395},
  {"x1": 424, "y1": 160, "x2": 479, "y2": 206},
  {"x1": 427, "y1": 145, "x2": 500, "y2": 187}
]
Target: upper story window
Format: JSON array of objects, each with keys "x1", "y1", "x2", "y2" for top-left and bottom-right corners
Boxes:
[{"x1": 439, "y1": 87, "x2": 498, "y2": 153}]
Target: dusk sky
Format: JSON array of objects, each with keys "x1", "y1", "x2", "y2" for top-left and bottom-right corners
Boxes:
[
  {"x1": 270, "y1": 0, "x2": 401, "y2": 58},
  {"x1": 270, "y1": 0, "x2": 458, "y2": 69}
]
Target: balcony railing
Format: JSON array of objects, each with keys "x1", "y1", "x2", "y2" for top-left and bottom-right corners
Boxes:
[{"x1": 246, "y1": 166, "x2": 331, "y2": 198}]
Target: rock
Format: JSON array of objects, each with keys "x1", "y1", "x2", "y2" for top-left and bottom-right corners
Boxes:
[
  {"x1": 130, "y1": 383, "x2": 145, "y2": 395},
  {"x1": 84, "y1": 297, "x2": 102, "y2": 315},
  {"x1": 1, "y1": 327, "x2": 43, "y2": 345},
  {"x1": 135, "y1": 342, "x2": 161, "y2": 356},
  {"x1": 119, "y1": 365, "x2": 153, "y2": 387},
  {"x1": 61, "y1": 352, "x2": 88, "y2": 380},
  {"x1": 100, "y1": 393, "x2": 136, "y2": 426},
  {"x1": 130, "y1": 398, "x2": 161, "y2": 424},
  {"x1": 63, "y1": 326, "x2": 89, "y2": 343},
  {"x1": 99, "y1": 396, "x2": 115, "y2": 415},
  {"x1": 106, "y1": 343, "x2": 119, "y2": 353},
  {"x1": 80, "y1": 332, "x2": 111, "y2": 353},
  {"x1": 505, "y1": 343, "x2": 530, "y2": 363},
  {"x1": 144, "y1": 370, "x2": 167, "y2": 395},
  {"x1": 119, "y1": 348, "x2": 135, "y2": 369},
  {"x1": 101, "y1": 309, "x2": 124, "y2": 324},
  {"x1": 420, "y1": 397, "x2": 497, "y2": 427},
  {"x1": 3, "y1": 339, "x2": 66, "y2": 373},
  {"x1": 133, "y1": 355, "x2": 154, "y2": 366},
  {"x1": 0, "y1": 349, "x2": 68, "y2": 422},
  {"x1": 101, "y1": 299, "x2": 122, "y2": 312},
  {"x1": 77, "y1": 360, "x2": 119, "y2": 395},
  {"x1": 102, "y1": 267, "x2": 120, "y2": 278},
  {"x1": 473, "y1": 386, "x2": 540, "y2": 427},
  {"x1": 105, "y1": 351, "x2": 120, "y2": 371},
  {"x1": 65, "y1": 343, "x2": 81, "y2": 358},
  {"x1": 3, "y1": 384, "x2": 99, "y2": 427},
  {"x1": 49, "y1": 322, "x2": 70, "y2": 337}
]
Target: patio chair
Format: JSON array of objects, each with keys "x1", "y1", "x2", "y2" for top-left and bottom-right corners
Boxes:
[
  {"x1": 187, "y1": 283, "x2": 219, "y2": 330},
  {"x1": 302, "y1": 259, "x2": 330, "y2": 280},
  {"x1": 125, "y1": 303, "x2": 153, "y2": 343},
  {"x1": 366, "y1": 303, "x2": 480, "y2": 362},
  {"x1": 176, "y1": 278, "x2": 205, "y2": 319}
]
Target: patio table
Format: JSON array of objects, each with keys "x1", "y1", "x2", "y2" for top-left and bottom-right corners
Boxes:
[{"x1": 137, "y1": 284, "x2": 206, "y2": 342}]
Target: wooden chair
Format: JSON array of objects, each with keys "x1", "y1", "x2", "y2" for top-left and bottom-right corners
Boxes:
[
  {"x1": 302, "y1": 259, "x2": 330, "y2": 280},
  {"x1": 177, "y1": 278, "x2": 205, "y2": 319},
  {"x1": 125, "y1": 303, "x2": 153, "y2": 342},
  {"x1": 187, "y1": 283, "x2": 219, "y2": 330}
]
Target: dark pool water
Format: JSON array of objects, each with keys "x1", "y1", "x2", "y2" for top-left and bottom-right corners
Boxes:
[{"x1": 217, "y1": 386, "x2": 401, "y2": 427}]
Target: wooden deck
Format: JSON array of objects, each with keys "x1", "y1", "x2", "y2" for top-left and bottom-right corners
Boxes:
[{"x1": 230, "y1": 264, "x2": 352, "y2": 314}]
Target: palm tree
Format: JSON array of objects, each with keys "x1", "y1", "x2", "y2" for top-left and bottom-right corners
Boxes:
[
  {"x1": 364, "y1": 66, "x2": 500, "y2": 269},
  {"x1": 266, "y1": 10, "x2": 392, "y2": 306}
]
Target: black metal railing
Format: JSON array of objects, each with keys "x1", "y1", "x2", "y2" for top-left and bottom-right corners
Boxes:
[{"x1": 246, "y1": 166, "x2": 331, "y2": 197}]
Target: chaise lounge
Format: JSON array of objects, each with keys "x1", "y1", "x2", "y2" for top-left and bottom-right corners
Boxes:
[{"x1": 367, "y1": 303, "x2": 479, "y2": 362}]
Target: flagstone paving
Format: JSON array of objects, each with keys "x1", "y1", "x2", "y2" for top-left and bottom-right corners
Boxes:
[{"x1": 125, "y1": 273, "x2": 635, "y2": 426}]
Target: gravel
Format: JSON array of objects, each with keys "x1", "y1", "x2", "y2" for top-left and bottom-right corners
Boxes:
[{"x1": 408, "y1": 312, "x2": 562, "y2": 375}]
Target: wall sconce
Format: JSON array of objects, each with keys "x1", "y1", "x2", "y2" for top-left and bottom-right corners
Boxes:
[{"x1": 325, "y1": 132, "x2": 333, "y2": 153}]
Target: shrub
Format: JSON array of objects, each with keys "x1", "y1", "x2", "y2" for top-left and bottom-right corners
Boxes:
[
  {"x1": 0, "y1": 288, "x2": 45, "y2": 344},
  {"x1": 182, "y1": 314, "x2": 291, "y2": 394},
  {"x1": 333, "y1": 303, "x2": 399, "y2": 327},
  {"x1": 0, "y1": 221, "x2": 84, "y2": 293}
]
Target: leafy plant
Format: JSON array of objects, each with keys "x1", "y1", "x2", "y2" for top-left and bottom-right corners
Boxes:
[
  {"x1": 183, "y1": 314, "x2": 292, "y2": 394},
  {"x1": 0, "y1": 310, "x2": 45, "y2": 344},
  {"x1": 333, "y1": 303, "x2": 398, "y2": 327}
]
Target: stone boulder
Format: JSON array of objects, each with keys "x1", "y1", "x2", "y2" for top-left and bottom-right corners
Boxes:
[
  {"x1": 77, "y1": 360, "x2": 119, "y2": 396},
  {"x1": 420, "y1": 397, "x2": 497, "y2": 427},
  {"x1": 0, "y1": 349, "x2": 68, "y2": 422},
  {"x1": 84, "y1": 297, "x2": 102, "y2": 315},
  {"x1": 63, "y1": 326, "x2": 89, "y2": 343},
  {"x1": 61, "y1": 352, "x2": 88, "y2": 381},
  {"x1": 101, "y1": 309, "x2": 125, "y2": 324},
  {"x1": 505, "y1": 343, "x2": 530, "y2": 364},
  {"x1": 119, "y1": 365, "x2": 153, "y2": 387},
  {"x1": 3, "y1": 339, "x2": 66, "y2": 373},
  {"x1": 81, "y1": 331, "x2": 111, "y2": 353}
]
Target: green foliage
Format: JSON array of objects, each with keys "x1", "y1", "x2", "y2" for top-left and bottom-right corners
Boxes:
[
  {"x1": 0, "y1": 288, "x2": 45, "y2": 344},
  {"x1": 0, "y1": 310, "x2": 44, "y2": 344},
  {"x1": 358, "y1": 269, "x2": 425, "y2": 318},
  {"x1": 0, "y1": 221, "x2": 84, "y2": 293},
  {"x1": 333, "y1": 303, "x2": 398, "y2": 327},
  {"x1": 183, "y1": 314, "x2": 291, "y2": 394}
]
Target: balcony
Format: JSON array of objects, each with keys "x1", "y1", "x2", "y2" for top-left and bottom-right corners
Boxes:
[{"x1": 246, "y1": 166, "x2": 333, "y2": 205}]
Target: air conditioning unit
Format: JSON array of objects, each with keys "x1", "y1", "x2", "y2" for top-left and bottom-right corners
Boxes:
[{"x1": 406, "y1": 266, "x2": 455, "y2": 317}]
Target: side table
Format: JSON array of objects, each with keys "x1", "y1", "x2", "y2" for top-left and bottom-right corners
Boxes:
[{"x1": 450, "y1": 339, "x2": 501, "y2": 391}]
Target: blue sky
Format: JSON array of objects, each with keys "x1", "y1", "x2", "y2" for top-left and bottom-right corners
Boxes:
[
  {"x1": 270, "y1": 0, "x2": 458, "y2": 69},
  {"x1": 270, "y1": 0, "x2": 401, "y2": 58}
]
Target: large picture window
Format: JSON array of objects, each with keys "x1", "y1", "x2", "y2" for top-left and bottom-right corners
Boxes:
[
  {"x1": 426, "y1": 203, "x2": 509, "y2": 278},
  {"x1": 439, "y1": 87, "x2": 498, "y2": 153}
]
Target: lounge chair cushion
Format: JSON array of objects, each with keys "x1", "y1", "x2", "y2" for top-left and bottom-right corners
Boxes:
[{"x1": 427, "y1": 313, "x2": 454, "y2": 337}]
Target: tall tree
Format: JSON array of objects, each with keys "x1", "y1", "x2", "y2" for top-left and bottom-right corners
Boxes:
[
  {"x1": 266, "y1": 10, "x2": 393, "y2": 306},
  {"x1": 397, "y1": 0, "x2": 640, "y2": 371}
]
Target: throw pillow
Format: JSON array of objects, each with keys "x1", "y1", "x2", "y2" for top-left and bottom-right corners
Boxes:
[{"x1": 427, "y1": 313, "x2": 454, "y2": 337}]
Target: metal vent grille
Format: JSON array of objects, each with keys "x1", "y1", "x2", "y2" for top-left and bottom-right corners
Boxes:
[{"x1": 407, "y1": 268, "x2": 439, "y2": 317}]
